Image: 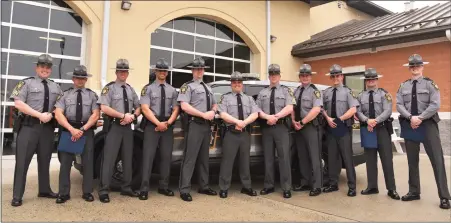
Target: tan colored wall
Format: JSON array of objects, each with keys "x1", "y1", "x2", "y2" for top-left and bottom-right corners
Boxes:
[
  {"x1": 270, "y1": 1, "x2": 310, "y2": 82},
  {"x1": 310, "y1": 1, "x2": 373, "y2": 35}
]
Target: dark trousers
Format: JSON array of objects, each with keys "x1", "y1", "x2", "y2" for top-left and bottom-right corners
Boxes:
[
  {"x1": 219, "y1": 130, "x2": 252, "y2": 190},
  {"x1": 98, "y1": 124, "x2": 134, "y2": 195},
  {"x1": 262, "y1": 124, "x2": 292, "y2": 191},
  {"x1": 58, "y1": 129, "x2": 94, "y2": 195},
  {"x1": 327, "y1": 128, "x2": 356, "y2": 189},
  {"x1": 364, "y1": 126, "x2": 396, "y2": 190},
  {"x1": 13, "y1": 124, "x2": 55, "y2": 199},
  {"x1": 405, "y1": 120, "x2": 451, "y2": 199},
  {"x1": 179, "y1": 122, "x2": 211, "y2": 194},
  {"x1": 140, "y1": 124, "x2": 174, "y2": 191},
  {"x1": 294, "y1": 124, "x2": 323, "y2": 189}
]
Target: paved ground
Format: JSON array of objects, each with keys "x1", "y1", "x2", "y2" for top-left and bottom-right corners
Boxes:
[{"x1": 1, "y1": 154, "x2": 451, "y2": 222}]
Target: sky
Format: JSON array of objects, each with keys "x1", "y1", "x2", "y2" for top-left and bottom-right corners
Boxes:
[{"x1": 371, "y1": 1, "x2": 448, "y2": 13}]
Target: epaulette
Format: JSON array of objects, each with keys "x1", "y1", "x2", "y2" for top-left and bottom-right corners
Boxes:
[
  {"x1": 423, "y1": 77, "x2": 434, "y2": 82},
  {"x1": 310, "y1": 84, "x2": 318, "y2": 90},
  {"x1": 106, "y1": 81, "x2": 115, "y2": 86},
  {"x1": 22, "y1": 77, "x2": 34, "y2": 81},
  {"x1": 63, "y1": 87, "x2": 73, "y2": 92},
  {"x1": 86, "y1": 88, "x2": 99, "y2": 100},
  {"x1": 325, "y1": 86, "x2": 333, "y2": 90},
  {"x1": 101, "y1": 81, "x2": 115, "y2": 95},
  {"x1": 423, "y1": 77, "x2": 439, "y2": 90},
  {"x1": 218, "y1": 92, "x2": 232, "y2": 104},
  {"x1": 222, "y1": 92, "x2": 232, "y2": 96},
  {"x1": 180, "y1": 80, "x2": 194, "y2": 94},
  {"x1": 379, "y1": 88, "x2": 388, "y2": 93},
  {"x1": 47, "y1": 79, "x2": 55, "y2": 82}
]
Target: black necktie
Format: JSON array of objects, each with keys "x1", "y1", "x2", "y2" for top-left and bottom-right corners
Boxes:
[
  {"x1": 369, "y1": 90, "x2": 375, "y2": 119},
  {"x1": 121, "y1": 85, "x2": 129, "y2": 113},
  {"x1": 237, "y1": 94, "x2": 244, "y2": 120},
  {"x1": 76, "y1": 89, "x2": 83, "y2": 122},
  {"x1": 42, "y1": 80, "x2": 49, "y2": 113},
  {"x1": 160, "y1": 84, "x2": 166, "y2": 120},
  {"x1": 331, "y1": 88, "x2": 337, "y2": 118},
  {"x1": 200, "y1": 82, "x2": 211, "y2": 111},
  {"x1": 270, "y1": 87, "x2": 276, "y2": 115},
  {"x1": 411, "y1": 80, "x2": 418, "y2": 115},
  {"x1": 295, "y1": 87, "x2": 305, "y2": 121}
]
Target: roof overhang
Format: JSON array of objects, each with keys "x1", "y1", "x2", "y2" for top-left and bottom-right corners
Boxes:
[
  {"x1": 301, "y1": 0, "x2": 392, "y2": 17},
  {"x1": 292, "y1": 26, "x2": 450, "y2": 58}
]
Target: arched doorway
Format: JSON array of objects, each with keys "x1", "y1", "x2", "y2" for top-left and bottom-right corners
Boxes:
[
  {"x1": 1, "y1": 0, "x2": 85, "y2": 155},
  {"x1": 150, "y1": 16, "x2": 252, "y2": 88}
]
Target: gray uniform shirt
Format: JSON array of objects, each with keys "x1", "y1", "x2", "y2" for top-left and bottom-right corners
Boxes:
[
  {"x1": 294, "y1": 83, "x2": 323, "y2": 119},
  {"x1": 177, "y1": 79, "x2": 216, "y2": 113},
  {"x1": 218, "y1": 91, "x2": 261, "y2": 126},
  {"x1": 323, "y1": 84, "x2": 359, "y2": 117},
  {"x1": 9, "y1": 76, "x2": 63, "y2": 112},
  {"x1": 140, "y1": 82, "x2": 178, "y2": 117},
  {"x1": 256, "y1": 84, "x2": 296, "y2": 114},
  {"x1": 357, "y1": 88, "x2": 392, "y2": 123},
  {"x1": 55, "y1": 88, "x2": 99, "y2": 122},
  {"x1": 98, "y1": 81, "x2": 140, "y2": 113},
  {"x1": 396, "y1": 76, "x2": 440, "y2": 120}
]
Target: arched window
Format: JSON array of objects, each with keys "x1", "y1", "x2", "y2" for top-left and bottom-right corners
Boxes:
[
  {"x1": 1, "y1": 0, "x2": 85, "y2": 154},
  {"x1": 150, "y1": 17, "x2": 252, "y2": 88}
]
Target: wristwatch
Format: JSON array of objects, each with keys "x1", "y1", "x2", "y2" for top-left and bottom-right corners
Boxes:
[
  {"x1": 134, "y1": 114, "x2": 138, "y2": 120},
  {"x1": 79, "y1": 126, "x2": 85, "y2": 132},
  {"x1": 300, "y1": 120, "x2": 305, "y2": 126}
]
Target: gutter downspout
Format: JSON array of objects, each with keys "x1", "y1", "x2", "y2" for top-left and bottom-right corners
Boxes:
[
  {"x1": 100, "y1": 1, "x2": 111, "y2": 88},
  {"x1": 266, "y1": 0, "x2": 271, "y2": 81},
  {"x1": 446, "y1": 29, "x2": 451, "y2": 42}
]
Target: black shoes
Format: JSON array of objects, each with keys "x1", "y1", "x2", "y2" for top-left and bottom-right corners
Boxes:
[
  {"x1": 219, "y1": 190, "x2": 228, "y2": 198},
  {"x1": 440, "y1": 199, "x2": 450, "y2": 209},
  {"x1": 38, "y1": 192, "x2": 58, "y2": 199},
  {"x1": 82, "y1": 193, "x2": 94, "y2": 202},
  {"x1": 293, "y1": 185, "x2": 311, "y2": 192},
  {"x1": 283, "y1": 190, "x2": 292, "y2": 198},
  {"x1": 158, "y1": 188, "x2": 175, "y2": 197},
  {"x1": 11, "y1": 198, "x2": 22, "y2": 207},
  {"x1": 241, "y1": 188, "x2": 257, "y2": 196},
  {"x1": 387, "y1": 190, "x2": 400, "y2": 200},
  {"x1": 180, "y1": 193, "x2": 192, "y2": 202},
  {"x1": 309, "y1": 188, "x2": 322, "y2": 196},
  {"x1": 198, "y1": 188, "x2": 217, "y2": 196},
  {"x1": 361, "y1": 188, "x2": 379, "y2": 195},
  {"x1": 401, "y1": 192, "x2": 421, "y2": 201},
  {"x1": 260, "y1": 188, "x2": 275, "y2": 195},
  {"x1": 347, "y1": 188, "x2": 357, "y2": 197},
  {"x1": 56, "y1": 194, "x2": 71, "y2": 204},
  {"x1": 99, "y1": 194, "x2": 110, "y2": 203},
  {"x1": 120, "y1": 191, "x2": 139, "y2": 197},
  {"x1": 138, "y1": 191, "x2": 148, "y2": 200},
  {"x1": 323, "y1": 185, "x2": 339, "y2": 193}
]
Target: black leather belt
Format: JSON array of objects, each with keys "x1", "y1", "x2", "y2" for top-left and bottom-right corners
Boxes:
[
  {"x1": 226, "y1": 125, "x2": 250, "y2": 133},
  {"x1": 23, "y1": 115, "x2": 53, "y2": 126},
  {"x1": 190, "y1": 116, "x2": 211, "y2": 125}
]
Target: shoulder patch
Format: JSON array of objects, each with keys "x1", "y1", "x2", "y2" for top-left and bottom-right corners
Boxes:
[
  {"x1": 11, "y1": 80, "x2": 26, "y2": 97},
  {"x1": 141, "y1": 84, "x2": 150, "y2": 96},
  {"x1": 314, "y1": 90, "x2": 321, "y2": 99},
  {"x1": 385, "y1": 93, "x2": 392, "y2": 102},
  {"x1": 101, "y1": 86, "x2": 109, "y2": 96},
  {"x1": 219, "y1": 92, "x2": 231, "y2": 104},
  {"x1": 180, "y1": 84, "x2": 188, "y2": 94}
]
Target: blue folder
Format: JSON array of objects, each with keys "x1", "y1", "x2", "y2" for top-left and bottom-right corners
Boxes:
[
  {"x1": 360, "y1": 125, "x2": 378, "y2": 149},
  {"x1": 328, "y1": 118, "x2": 348, "y2": 138},
  {"x1": 57, "y1": 131, "x2": 86, "y2": 154},
  {"x1": 400, "y1": 120, "x2": 425, "y2": 143}
]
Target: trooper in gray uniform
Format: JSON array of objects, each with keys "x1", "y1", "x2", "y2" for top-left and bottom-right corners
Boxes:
[
  {"x1": 10, "y1": 54, "x2": 62, "y2": 207},
  {"x1": 138, "y1": 58, "x2": 179, "y2": 200},
  {"x1": 291, "y1": 64, "x2": 323, "y2": 197},
  {"x1": 396, "y1": 54, "x2": 450, "y2": 209},
  {"x1": 322, "y1": 64, "x2": 359, "y2": 197},
  {"x1": 356, "y1": 68, "x2": 400, "y2": 200},
  {"x1": 98, "y1": 59, "x2": 141, "y2": 203},
  {"x1": 54, "y1": 65, "x2": 100, "y2": 203},
  {"x1": 256, "y1": 64, "x2": 295, "y2": 199},
  {"x1": 178, "y1": 57, "x2": 218, "y2": 202},
  {"x1": 217, "y1": 71, "x2": 260, "y2": 198}
]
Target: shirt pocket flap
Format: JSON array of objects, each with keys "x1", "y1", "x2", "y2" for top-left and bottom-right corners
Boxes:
[
  {"x1": 417, "y1": 89, "x2": 429, "y2": 94},
  {"x1": 194, "y1": 87, "x2": 205, "y2": 94}
]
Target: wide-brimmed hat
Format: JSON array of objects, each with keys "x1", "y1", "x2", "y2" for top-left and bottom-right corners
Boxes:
[
  {"x1": 325, "y1": 64, "x2": 342, "y2": 76},
  {"x1": 360, "y1": 68, "x2": 382, "y2": 80},
  {"x1": 297, "y1": 64, "x2": 317, "y2": 75},
  {"x1": 111, "y1": 58, "x2": 133, "y2": 71},
  {"x1": 268, "y1": 64, "x2": 281, "y2": 75},
  {"x1": 403, "y1": 54, "x2": 429, "y2": 67},
  {"x1": 230, "y1": 71, "x2": 244, "y2": 81},
  {"x1": 187, "y1": 57, "x2": 210, "y2": 69},
  {"x1": 33, "y1": 54, "x2": 53, "y2": 66},
  {"x1": 151, "y1": 58, "x2": 171, "y2": 71},
  {"x1": 67, "y1": 65, "x2": 92, "y2": 78}
]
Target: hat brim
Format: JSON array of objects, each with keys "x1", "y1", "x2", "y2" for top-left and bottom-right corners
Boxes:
[
  {"x1": 111, "y1": 68, "x2": 133, "y2": 71},
  {"x1": 150, "y1": 65, "x2": 172, "y2": 71},
  {"x1": 403, "y1": 61, "x2": 429, "y2": 67},
  {"x1": 67, "y1": 72, "x2": 93, "y2": 78},
  {"x1": 298, "y1": 72, "x2": 317, "y2": 75},
  {"x1": 325, "y1": 72, "x2": 342, "y2": 76},
  {"x1": 34, "y1": 62, "x2": 54, "y2": 66},
  {"x1": 187, "y1": 66, "x2": 210, "y2": 69},
  {"x1": 360, "y1": 75, "x2": 383, "y2": 80}
]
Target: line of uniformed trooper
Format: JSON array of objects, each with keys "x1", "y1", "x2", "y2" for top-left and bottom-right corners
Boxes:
[{"x1": 9, "y1": 54, "x2": 449, "y2": 210}]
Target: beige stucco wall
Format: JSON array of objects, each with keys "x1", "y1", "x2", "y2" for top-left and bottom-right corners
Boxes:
[
  {"x1": 310, "y1": 1, "x2": 373, "y2": 36},
  {"x1": 66, "y1": 1, "x2": 315, "y2": 91}
]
